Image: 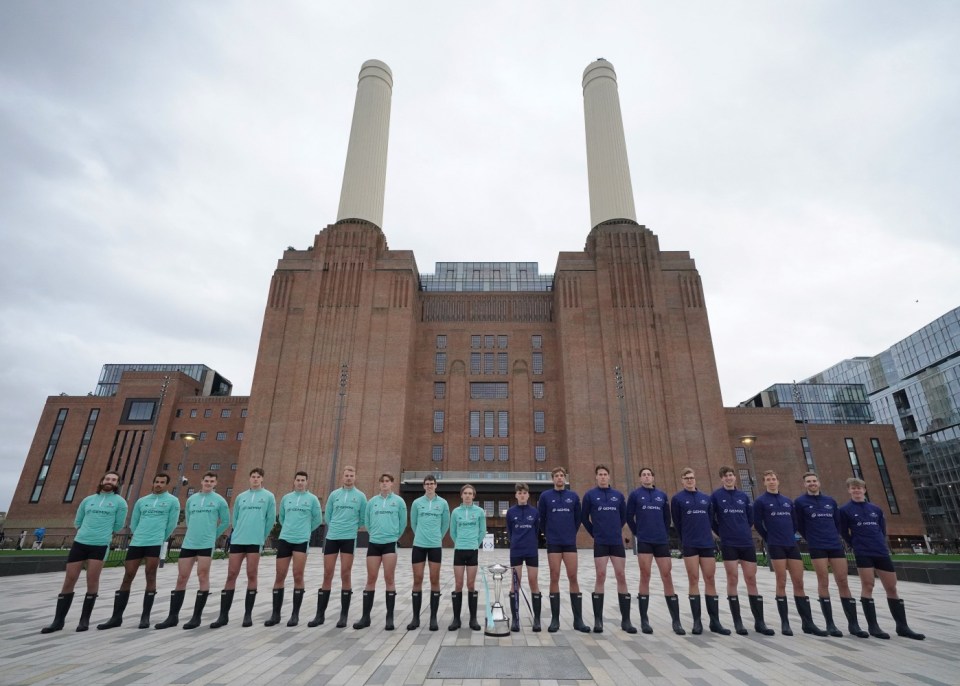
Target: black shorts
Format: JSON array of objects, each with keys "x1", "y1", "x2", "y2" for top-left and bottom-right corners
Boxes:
[
  {"x1": 635, "y1": 542, "x2": 671, "y2": 558},
  {"x1": 594, "y1": 543, "x2": 626, "y2": 558},
  {"x1": 855, "y1": 554, "x2": 895, "y2": 573},
  {"x1": 510, "y1": 555, "x2": 539, "y2": 568},
  {"x1": 179, "y1": 547, "x2": 213, "y2": 558},
  {"x1": 809, "y1": 547, "x2": 846, "y2": 560},
  {"x1": 411, "y1": 546, "x2": 442, "y2": 564},
  {"x1": 323, "y1": 539, "x2": 356, "y2": 555},
  {"x1": 276, "y1": 539, "x2": 309, "y2": 558},
  {"x1": 367, "y1": 541, "x2": 397, "y2": 557},
  {"x1": 547, "y1": 543, "x2": 577, "y2": 554},
  {"x1": 720, "y1": 545, "x2": 757, "y2": 563},
  {"x1": 229, "y1": 543, "x2": 261, "y2": 555},
  {"x1": 682, "y1": 545, "x2": 716, "y2": 558},
  {"x1": 453, "y1": 549, "x2": 479, "y2": 566},
  {"x1": 767, "y1": 544, "x2": 802, "y2": 561},
  {"x1": 126, "y1": 545, "x2": 162, "y2": 561},
  {"x1": 67, "y1": 542, "x2": 108, "y2": 563}
]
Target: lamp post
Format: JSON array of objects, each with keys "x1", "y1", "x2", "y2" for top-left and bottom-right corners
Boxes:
[
  {"x1": 175, "y1": 432, "x2": 198, "y2": 498},
  {"x1": 740, "y1": 434, "x2": 769, "y2": 570}
]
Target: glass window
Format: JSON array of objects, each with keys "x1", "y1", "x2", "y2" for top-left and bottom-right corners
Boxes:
[
  {"x1": 484, "y1": 411, "x2": 495, "y2": 438},
  {"x1": 471, "y1": 352, "x2": 481, "y2": 375},
  {"x1": 845, "y1": 438, "x2": 863, "y2": 479},
  {"x1": 484, "y1": 353, "x2": 495, "y2": 375},
  {"x1": 436, "y1": 335, "x2": 447, "y2": 349},
  {"x1": 739, "y1": 469, "x2": 754, "y2": 498},
  {"x1": 231, "y1": 463, "x2": 238, "y2": 470},
  {"x1": 170, "y1": 431, "x2": 177, "y2": 441},
  {"x1": 469, "y1": 445, "x2": 480, "y2": 462},
  {"x1": 485, "y1": 335, "x2": 495, "y2": 349},
  {"x1": 162, "y1": 463, "x2": 170, "y2": 471},
  {"x1": 241, "y1": 408, "x2": 248, "y2": 418},
  {"x1": 432, "y1": 445, "x2": 443, "y2": 462},
  {"x1": 199, "y1": 431, "x2": 207, "y2": 441},
  {"x1": 190, "y1": 409, "x2": 198, "y2": 418},
  {"x1": 187, "y1": 488, "x2": 196, "y2": 496},
  {"x1": 435, "y1": 352, "x2": 447, "y2": 375},
  {"x1": 433, "y1": 411, "x2": 445, "y2": 433},
  {"x1": 497, "y1": 335, "x2": 508, "y2": 349},
  {"x1": 483, "y1": 446, "x2": 495, "y2": 461},
  {"x1": 434, "y1": 382, "x2": 446, "y2": 399},
  {"x1": 225, "y1": 488, "x2": 233, "y2": 497},
  {"x1": 498, "y1": 446, "x2": 509, "y2": 461},
  {"x1": 470, "y1": 411, "x2": 480, "y2": 437},
  {"x1": 32, "y1": 409, "x2": 68, "y2": 503},
  {"x1": 532, "y1": 352, "x2": 544, "y2": 375},
  {"x1": 497, "y1": 353, "x2": 508, "y2": 375},
  {"x1": 210, "y1": 463, "x2": 220, "y2": 470},
  {"x1": 871, "y1": 438, "x2": 899, "y2": 514},
  {"x1": 734, "y1": 447, "x2": 746, "y2": 464},
  {"x1": 236, "y1": 432, "x2": 244, "y2": 441},
  {"x1": 471, "y1": 335, "x2": 481, "y2": 349},
  {"x1": 498, "y1": 411, "x2": 509, "y2": 438},
  {"x1": 801, "y1": 437, "x2": 814, "y2": 470},
  {"x1": 532, "y1": 335, "x2": 542, "y2": 349},
  {"x1": 470, "y1": 382, "x2": 508, "y2": 399},
  {"x1": 498, "y1": 500, "x2": 510, "y2": 516},
  {"x1": 532, "y1": 382, "x2": 544, "y2": 399},
  {"x1": 204, "y1": 409, "x2": 213, "y2": 418},
  {"x1": 535, "y1": 445, "x2": 546, "y2": 462},
  {"x1": 483, "y1": 501, "x2": 495, "y2": 517},
  {"x1": 216, "y1": 431, "x2": 227, "y2": 441},
  {"x1": 221, "y1": 409, "x2": 231, "y2": 418},
  {"x1": 126, "y1": 401, "x2": 156, "y2": 422},
  {"x1": 175, "y1": 409, "x2": 183, "y2": 418},
  {"x1": 193, "y1": 463, "x2": 200, "y2": 470},
  {"x1": 534, "y1": 411, "x2": 545, "y2": 433}
]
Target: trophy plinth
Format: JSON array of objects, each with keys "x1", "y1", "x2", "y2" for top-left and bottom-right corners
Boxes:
[{"x1": 484, "y1": 563, "x2": 511, "y2": 636}]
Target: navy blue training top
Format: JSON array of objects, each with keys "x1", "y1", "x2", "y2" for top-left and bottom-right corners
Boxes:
[
  {"x1": 670, "y1": 489, "x2": 715, "y2": 548},
  {"x1": 537, "y1": 488, "x2": 582, "y2": 547},
  {"x1": 839, "y1": 500, "x2": 889, "y2": 557},
  {"x1": 626, "y1": 486, "x2": 671, "y2": 544},
  {"x1": 794, "y1": 493, "x2": 843, "y2": 549},
  {"x1": 753, "y1": 492, "x2": 798, "y2": 547},
  {"x1": 581, "y1": 486, "x2": 627, "y2": 546},
  {"x1": 710, "y1": 487, "x2": 754, "y2": 548},
  {"x1": 506, "y1": 503, "x2": 539, "y2": 556}
]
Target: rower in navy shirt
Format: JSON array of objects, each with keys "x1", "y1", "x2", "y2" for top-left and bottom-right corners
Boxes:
[
  {"x1": 537, "y1": 467, "x2": 589, "y2": 633},
  {"x1": 753, "y1": 470, "x2": 826, "y2": 636},
  {"x1": 627, "y1": 467, "x2": 684, "y2": 635},
  {"x1": 711, "y1": 466, "x2": 772, "y2": 636},
  {"x1": 506, "y1": 483, "x2": 541, "y2": 632},
  {"x1": 581, "y1": 465, "x2": 634, "y2": 634},
  {"x1": 839, "y1": 477, "x2": 925, "y2": 640},
  {"x1": 670, "y1": 467, "x2": 728, "y2": 635},
  {"x1": 794, "y1": 471, "x2": 856, "y2": 637}
]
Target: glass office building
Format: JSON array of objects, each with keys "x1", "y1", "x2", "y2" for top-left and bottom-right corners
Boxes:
[
  {"x1": 742, "y1": 383, "x2": 874, "y2": 425},
  {"x1": 805, "y1": 307, "x2": 960, "y2": 544}
]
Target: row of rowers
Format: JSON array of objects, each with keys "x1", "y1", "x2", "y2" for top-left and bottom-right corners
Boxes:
[{"x1": 37, "y1": 464, "x2": 925, "y2": 641}]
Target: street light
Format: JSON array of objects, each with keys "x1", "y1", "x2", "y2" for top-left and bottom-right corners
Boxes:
[
  {"x1": 740, "y1": 434, "x2": 769, "y2": 569},
  {"x1": 175, "y1": 432, "x2": 198, "y2": 498}
]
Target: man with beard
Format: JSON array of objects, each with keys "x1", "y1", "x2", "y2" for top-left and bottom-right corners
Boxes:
[
  {"x1": 41, "y1": 471, "x2": 128, "y2": 633},
  {"x1": 98, "y1": 473, "x2": 180, "y2": 630}
]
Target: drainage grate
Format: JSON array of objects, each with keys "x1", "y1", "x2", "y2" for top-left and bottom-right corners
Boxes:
[{"x1": 429, "y1": 646, "x2": 591, "y2": 679}]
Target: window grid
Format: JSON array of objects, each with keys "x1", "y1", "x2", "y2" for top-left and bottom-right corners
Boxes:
[
  {"x1": 498, "y1": 446, "x2": 509, "y2": 462},
  {"x1": 470, "y1": 382, "x2": 508, "y2": 399},
  {"x1": 434, "y1": 382, "x2": 447, "y2": 399},
  {"x1": 471, "y1": 352, "x2": 481, "y2": 375},
  {"x1": 845, "y1": 438, "x2": 863, "y2": 479},
  {"x1": 469, "y1": 445, "x2": 480, "y2": 462},
  {"x1": 470, "y1": 411, "x2": 480, "y2": 438},
  {"x1": 734, "y1": 447, "x2": 747, "y2": 464},
  {"x1": 532, "y1": 352, "x2": 544, "y2": 375},
  {"x1": 436, "y1": 335, "x2": 447, "y2": 349},
  {"x1": 31, "y1": 408, "x2": 68, "y2": 502},
  {"x1": 498, "y1": 411, "x2": 509, "y2": 438},
  {"x1": 216, "y1": 431, "x2": 227, "y2": 441},
  {"x1": 497, "y1": 353, "x2": 508, "y2": 375},
  {"x1": 532, "y1": 335, "x2": 542, "y2": 349},
  {"x1": 484, "y1": 411, "x2": 495, "y2": 438},
  {"x1": 432, "y1": 445, "x2": 444, "y2": 462},
  {"x1": 871, "y1": 438, "x2": 899, "y2": 514},
  {"x1": 190, "y1": 409, "x2": 198, "y2": 418},
  {"x1": 435, "y1": 352, "x2": 447, "y2": 375},
  {"x1": 534, "y1": 411, "x2": 545, "y2": 433},
  {"x1": 483, "y1": 446, "x2": 495, "y2": 462},
  {"x1": 534, "y1": 445, "x2": 546, "y2": 462},
  {"x1": 532, "y1": 382, "x2": 544, "y2": 399},
  {"x1": 497, "y1": 335, "x2": 508, "y2": 349},
  {"x1": 433, "y1": 411, "x2": 445, "y2": 433},
  {"x1": 221, "y1": 409, "x2": 231, "y2": 418},
  {"x1": 65, "y1": 409, "x2": 99, "y2": 502},
  {"x1": 204, "y1": 409, "x2": 213, "y2": 418}
]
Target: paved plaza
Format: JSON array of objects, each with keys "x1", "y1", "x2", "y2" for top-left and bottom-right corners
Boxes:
[{"x1": 1, "y1": 550, "x2": 956, "y2": 686}]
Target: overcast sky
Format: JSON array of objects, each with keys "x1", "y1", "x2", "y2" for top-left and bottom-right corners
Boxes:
[{"x1": 2, "y1": 2, "x2": 958, "y2": 513}]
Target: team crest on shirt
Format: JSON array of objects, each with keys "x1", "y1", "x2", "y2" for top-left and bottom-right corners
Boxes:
[
  {"x1": 564, "y1": 497, "x2": 574, "y2": 504},
  {"x1": 610, "y1": 496, "x2": 619, "y2": 502},
  {"x1": 824, "y1": 504, "x2": 832, "y2": 510},
  {"x1": 870, "y1": 512, "x2": 878, "y2": 518},
  {"x1": 736, "y1": 499, "x2": 745, "y2": 505}
]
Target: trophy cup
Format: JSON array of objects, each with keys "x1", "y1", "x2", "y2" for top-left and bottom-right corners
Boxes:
[{"x1": 484, "y1": 563, "x2": 511, "y2": 636}]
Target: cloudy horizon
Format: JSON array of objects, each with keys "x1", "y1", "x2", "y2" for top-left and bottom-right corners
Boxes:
[{"x1": 2, "y1": 2, "x2": 958, "y2": 512}]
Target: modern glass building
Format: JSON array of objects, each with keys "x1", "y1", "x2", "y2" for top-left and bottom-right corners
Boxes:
[
  {"x1": 741, "y1": 383, "x2": 874, "y2": 425},
  {"x1": 96, "y1": 364, "x2": 232, "y2": 398},
  {"x1": 805, "y1": 307, "x2": 960, "y2": 545}
]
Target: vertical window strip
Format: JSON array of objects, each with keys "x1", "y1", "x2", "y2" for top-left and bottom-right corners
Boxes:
[
  {"x1": 64, "y1": 409, "x2": 100, "y2": 502},
  {"x1": 32, "y1": 408, "x2": 68, "y2": 502}
]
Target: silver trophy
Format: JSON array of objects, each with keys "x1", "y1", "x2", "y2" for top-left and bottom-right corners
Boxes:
[{"x1": 484, "y1": 563, "x2": 511, "y2": 636}]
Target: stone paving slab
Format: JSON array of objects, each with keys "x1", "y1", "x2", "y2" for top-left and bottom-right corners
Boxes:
[{"x1": 0, "y1": 550, "x2": 956, "y2": 685}]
